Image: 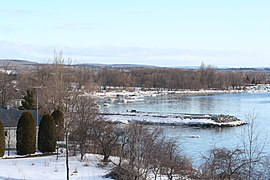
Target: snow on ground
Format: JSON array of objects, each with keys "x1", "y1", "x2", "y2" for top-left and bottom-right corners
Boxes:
[
  {"x1": 0, "y1": 152, "x2": 179, "y2": 180},
  {"x1": 104, "y1": 112, "x2": 246, "y2": 127},
  {"x1": 106, "y1": 114, "x2": 213, "y2": 125},
  {"x1": 92, "y1": 84, "x2": 270, "y2": 106},
  {"x1": 94, "y1": 84, "x2": 270, "y2": 97},
  {"x1": 0, "y1": 152, "x2": 113, "y2": 180}
]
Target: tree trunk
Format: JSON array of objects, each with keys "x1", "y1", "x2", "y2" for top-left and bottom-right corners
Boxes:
[
  {"x1": 65, "y1": 132, "x2": 69, "y2": 180},
  {"x1": 103, "y1": 153, "x2": 110, "y2": 162}
]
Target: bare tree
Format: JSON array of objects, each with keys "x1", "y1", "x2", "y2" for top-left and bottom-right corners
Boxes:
[
  {"x1": 261, "y1": 156, "x2": 270, "y2": 179},
  {"x1": 108, "y1": 124, "x2": 163, "y2": 179},
  {"x1": 69, "y1": 94, "x2": 100, "y2": 160},
  {"x1": 0, "y1": 62, "x2": 17, "y2": 107},
  {"x1": 200, "y1": 113, "x2": 266, "y2": 180},
  {"x1": 92, "y1": 121, "x2": 123, "y2": 162},
  {"x1": 62, "y1": 90, "x2": 78, "y2": 180},
  {"x1": 241, "y1": 112, "x2": 265, "y2": 179},
  {"x1": 36, "y1": 50, "x2": 71, "y2": 114},
  {"x1": 201, "y1": 147, "x2": 246, "y2": 180},
  {"x1": 107, "y1": 124, "x2": 193, "y2": 180}
]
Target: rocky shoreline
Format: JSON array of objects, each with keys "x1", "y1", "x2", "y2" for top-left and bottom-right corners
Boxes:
[{"x1": 102, "y1": 112, "x2": 247, "y2": 128}]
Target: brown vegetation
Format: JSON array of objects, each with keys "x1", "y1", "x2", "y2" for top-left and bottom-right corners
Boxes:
[{"x1": 97, "y1": 64, "x2": 269, "y2": 91}]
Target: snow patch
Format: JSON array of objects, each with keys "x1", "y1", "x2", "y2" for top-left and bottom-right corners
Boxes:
[
  {"x1": 0, "y1": 152, "x2": 112, "y2": 180},
  {"x1": 103, "y1": 112, "x2": 246, "y2": 127}
]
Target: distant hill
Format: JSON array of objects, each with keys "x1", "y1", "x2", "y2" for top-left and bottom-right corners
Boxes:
[
  {"x1": 175, "y1": 66, "x2": 200, "y2": 69},
  {"x1": 0, "y1": 59, "x2": 269, "y2": 73},
  {"x1": 0, "y1": 59, "x2": 38, "y2": 72},
  {"x1": 0, "y1": 59, "x2": 37, "y2": 65},
  {"x1": 77, "y1": 63, "x2": 158, "y2": 69},
  {"x1": 219, "y1": 67, "x2": 270, "y2": 72}
]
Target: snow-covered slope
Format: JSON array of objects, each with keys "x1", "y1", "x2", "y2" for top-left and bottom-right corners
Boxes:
[{"x1": 0, "y1": 152, "x2": 112, "y2": 180}]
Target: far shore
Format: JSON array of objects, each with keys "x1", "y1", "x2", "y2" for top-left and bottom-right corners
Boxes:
[{"x1": 92, "y1": 84, "x2": 270, "y2": 100}]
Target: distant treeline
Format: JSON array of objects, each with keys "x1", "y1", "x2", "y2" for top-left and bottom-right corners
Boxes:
[
  {"x1": 96, "y1": 65, "x2": 270, "y2": 90},
  {"x1": 1, "y1": 62, "x2": 269, "y2": 109}
]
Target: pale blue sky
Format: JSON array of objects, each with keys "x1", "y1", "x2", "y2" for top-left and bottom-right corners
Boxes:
[{"x1": 0, "y1": 0, "x2": 269, "y2": 67}]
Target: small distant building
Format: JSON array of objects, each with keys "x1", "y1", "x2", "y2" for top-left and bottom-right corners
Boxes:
[{"x1": 0, "y1": 107, "x2": 40, "y2": 149}]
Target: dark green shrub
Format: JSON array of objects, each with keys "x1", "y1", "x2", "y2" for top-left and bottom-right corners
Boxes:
[
  {"x1": 16, "y1": 112, "x2": 36, "y2": 155},
  {"x1": 0, "y1": 121, "x2": 5, "y2": 157},
  {"x1": 38, "y1": 114, "x2": 56, "y2": 153},
  {"x1": 21, "y1": 89, "x2": 36, "y2": 110},
  {"x1": 51, "y1": 109, "x2": 64, "y2": 141}
]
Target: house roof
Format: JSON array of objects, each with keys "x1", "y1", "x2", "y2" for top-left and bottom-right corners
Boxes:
[{"x1": 0, "y1": 107, "x2": 40, "y2": 127}]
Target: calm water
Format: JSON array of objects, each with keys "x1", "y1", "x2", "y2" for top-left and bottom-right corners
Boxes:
[{"x1": 101, "y1": 92, "x2": 270, "y2": 166}]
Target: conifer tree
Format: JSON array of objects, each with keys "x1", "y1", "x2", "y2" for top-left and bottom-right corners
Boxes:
[
  {"x1": 21, "y1": 89, "x2": 36, "y2": 110},
  {"x1": 38, "y1": 114, "x2": 56, "y2": 153},
  {"x1": 51, "y1": 109, "x2": 64, "y2": 140},
  {"x1": 0, "y1": 121, "x2": 5, "y2": 157},
  {"x1": 16, "y1": 112, "x2": 36, "y2": 155}
]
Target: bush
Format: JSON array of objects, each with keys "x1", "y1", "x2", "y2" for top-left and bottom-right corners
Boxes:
[
  {"x1": 110, "y1": 124, "x2": 194, "y2": 179},
  {"x1": 105, "y1": 165, "x2": 136, "y2": 180},
  {"x1": 16, "y1": 112, "x2": 36, "y2": 155},
  {"x1": 0, "y1": 121, "x2": 5, "y2": 157},
  {"x1": 51, "y1": 109, "x2": 64, "y2": 141},
  {"x1": 21, "y1": 89, "x2": 36, "y2": 110},
  {"x1": 38, "y1": 114, "x2": 56, "y2": 153}
]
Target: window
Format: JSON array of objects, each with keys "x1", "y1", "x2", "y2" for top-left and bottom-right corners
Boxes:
[{"x1": 4, "y1": 131, "x2": 7, "y2": 136}]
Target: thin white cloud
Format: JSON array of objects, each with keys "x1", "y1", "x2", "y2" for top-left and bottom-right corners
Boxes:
[
  {"x1": 0, "y1": 9, "x2": 35, "y2": 16},
  {"x1": 0, "y1": 26, "x2": 19, "y2": 34},
  {"x1": 119, "y1": 10, "x2": 152, "y2": 15},
  {"x1": 0, "y1": 41, "x2": 269, "y2": 67},
  {"x1": 55, "y1": 23, "x2": 104, "y2": 30}
]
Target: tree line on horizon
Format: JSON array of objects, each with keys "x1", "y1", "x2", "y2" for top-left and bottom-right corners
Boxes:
[
  {"x1": 97, "y1": 64, "x2": 269, "y2": 90},
  {"x1": 0, "y1": 61, "x2": 269, "y2": 110}
]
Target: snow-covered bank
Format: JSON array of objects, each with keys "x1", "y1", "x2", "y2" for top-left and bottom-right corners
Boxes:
[
  {"x1": 93, "y1": 84, "x2": 270, "y2": 104},
  {"x1": 103, "y1": 112, "x2": 247, "y2": 127},
  {"x1": 0, "y1": 152, "x2": 112, "y2": 180}
]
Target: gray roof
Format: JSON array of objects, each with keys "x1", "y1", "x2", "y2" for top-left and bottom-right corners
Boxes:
[{"x1": 0, "y1": 107, "x2": 40, "y2": 127}]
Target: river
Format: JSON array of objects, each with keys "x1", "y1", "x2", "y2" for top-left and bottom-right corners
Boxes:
[{"x1": 100, "y1": 92, "x2": 270, "y2": 166}]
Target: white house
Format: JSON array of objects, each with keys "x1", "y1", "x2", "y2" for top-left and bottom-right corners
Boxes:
[{"x1": 0, "y1": 107, "x2": 39, "y2": 149}]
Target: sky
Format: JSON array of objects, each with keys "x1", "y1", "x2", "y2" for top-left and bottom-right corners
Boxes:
[{"x1": 0, "y1": 0, "x2": 269, "y2": 67}]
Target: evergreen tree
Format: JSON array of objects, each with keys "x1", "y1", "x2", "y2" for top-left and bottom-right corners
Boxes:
[
  {"x1": 21, "y1": 89, "x2": 36, "y2": 110},
  {"x1": 51, "y1": 109, "x2": 64, "y2": 141},
  {"x1": 0, "y1": 121, "x2": 5, "y2": 157},
  {"x1": 38, "y1": 114, "x2": 56, "y2": 153},
  {"x1": 16, "y1": 112, "x2": 36, "y2": 155}
]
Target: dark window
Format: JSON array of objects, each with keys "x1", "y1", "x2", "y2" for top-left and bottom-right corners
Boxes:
[{"x1": 4, "y1": 131, "x2": 7, "y2": 136}]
